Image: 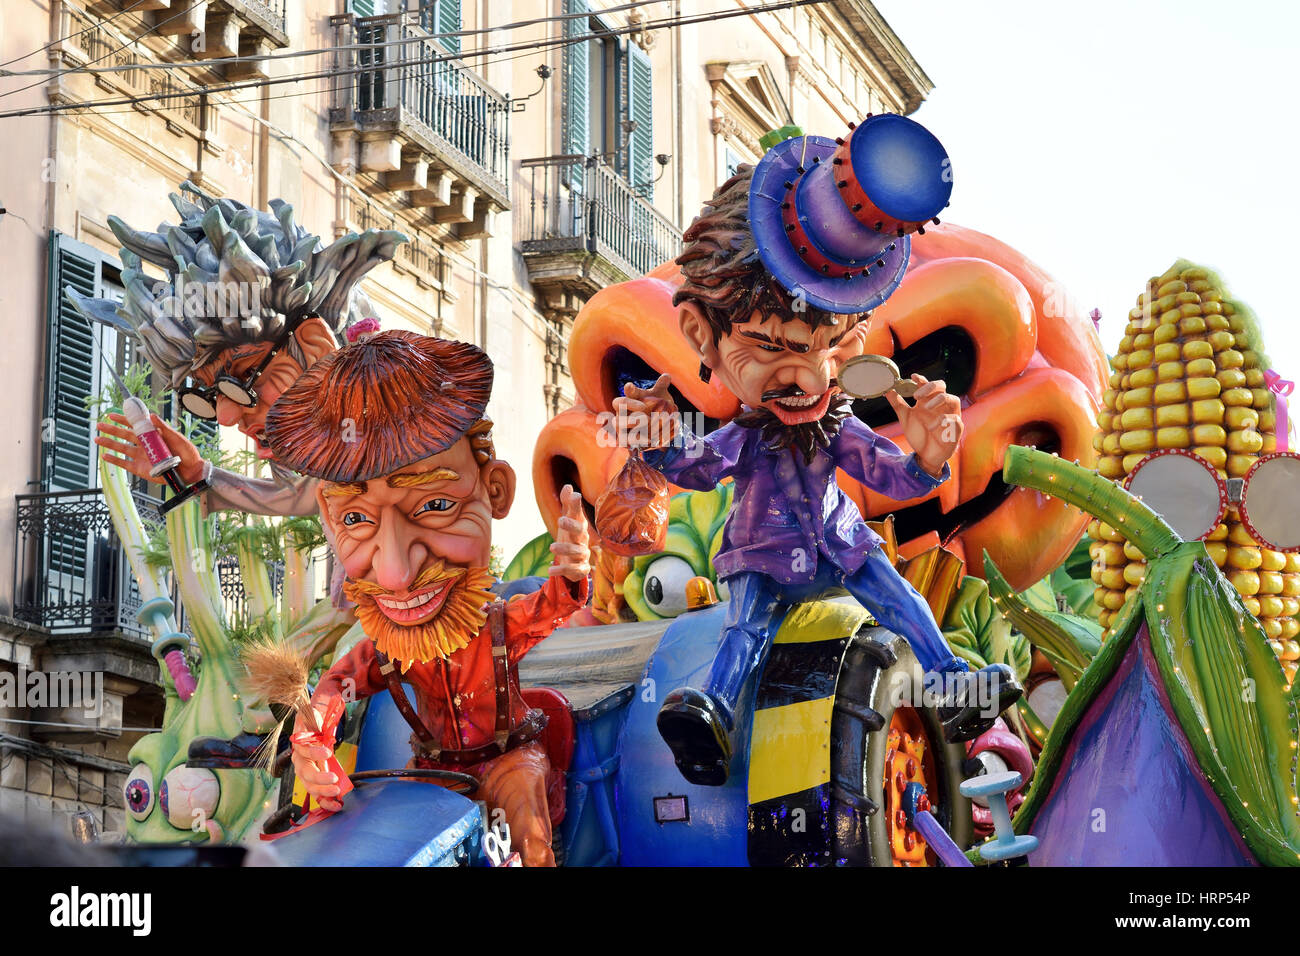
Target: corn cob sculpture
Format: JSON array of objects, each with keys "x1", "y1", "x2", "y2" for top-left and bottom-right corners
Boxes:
[{"x1": 1091, "y1": 260, "x2": 1300, "y2": 679}]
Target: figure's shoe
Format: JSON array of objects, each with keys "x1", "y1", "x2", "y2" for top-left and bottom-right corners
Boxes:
[
  {"x1": 936, "y1": 664, "x2": 1023, "y2": 743},
  {"x1": 656, "y1": 688, "x2": 733, "y2": 786},
  {"x1": 186, "y1": 732, "x2": 280, "y2": 770}
]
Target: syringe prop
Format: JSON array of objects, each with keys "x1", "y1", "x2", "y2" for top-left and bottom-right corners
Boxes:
[{"x1": 139, "y1": 596, "x2": 197, "y2": 702}]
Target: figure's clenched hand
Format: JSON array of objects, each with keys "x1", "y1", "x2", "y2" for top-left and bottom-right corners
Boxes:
[
  {"x1": 95, "y1": 412, "x2": 206, "y2": 485},
  {"x1": 885, "y1": 374, "x2": 963, "y2": 478},
  {"x1": 606, "y1": 373, "x2": 680, "y2": 450},
  {"x1": 549, "y1": 484, "x2": 592, "y2": 583},
  {"x1": 290, "y1": 703, "x2": 343, "y2": 813}
]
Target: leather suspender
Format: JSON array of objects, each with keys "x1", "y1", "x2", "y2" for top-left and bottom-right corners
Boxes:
[{"x1": 375, "y1": 600, "x2": 531, "y2": 765}]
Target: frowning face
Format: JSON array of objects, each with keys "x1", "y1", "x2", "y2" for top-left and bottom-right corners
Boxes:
[
  {"x1": 686, "y1": 308, "x2": 868, "y2": 426},
  {"x1": 315, "y1": 437, "x2": 516, "y2": 667}
]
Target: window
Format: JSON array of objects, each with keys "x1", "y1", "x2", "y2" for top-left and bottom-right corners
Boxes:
[
  {"x1": 421, "y1": 0, "x2": 462, "y2": 54},
  {"x1": 562, "y1": 0, "x2": 655, "y2": 196}
]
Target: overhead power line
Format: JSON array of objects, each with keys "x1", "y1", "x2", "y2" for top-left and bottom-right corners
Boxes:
[
  {"x1": 0, "y1": 0, "x2": 150, "y2": 71},
  {"x1": 0, "y1": 0, "x2": 829, "y2": 121},
  {"x1": 0, "y1": 0, "x2": 668, "y2": 82}
]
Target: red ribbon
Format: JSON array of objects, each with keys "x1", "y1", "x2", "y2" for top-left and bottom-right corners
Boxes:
[
  {"x1": 1264, "y1": 369, "x2": 1294, "y2": 453},
  {"x1": 260, "y1": 696, "x2": 353, "y2": 842}
]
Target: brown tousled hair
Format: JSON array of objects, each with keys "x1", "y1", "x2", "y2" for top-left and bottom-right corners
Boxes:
[{"x1": 673, "y1": 165, "x2": 855, "y2": 345}]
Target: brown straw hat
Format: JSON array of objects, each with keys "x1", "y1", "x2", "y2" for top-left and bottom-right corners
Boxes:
[{"x1": 265, "y1": 330, "x2": 493, "y2": 482}]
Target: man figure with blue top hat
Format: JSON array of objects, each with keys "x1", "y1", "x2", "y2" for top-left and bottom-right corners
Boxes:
[{"x1": 609, "y1": 114, "x2": 1023, "y2": 786}]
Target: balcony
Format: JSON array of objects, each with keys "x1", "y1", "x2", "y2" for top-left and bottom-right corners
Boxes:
[
  {"x1": 74, "y1": 0, "x2": 289, "y2": 79},
  {"x1": 518, "y1": 155, "x2": 682, "y2": 299},
  {"x1": 329, "y1": 12, "x2": 510, "y2": 242},
  {"x1": 12, "y1": 489, "x2": 280, "y2": 641}
]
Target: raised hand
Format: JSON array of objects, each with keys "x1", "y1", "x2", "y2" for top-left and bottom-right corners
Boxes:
[
  {"x1": 549, "y1": 484, "x2": 593, "y2": 583},
  {"x1": 885, "y1": 374, "x2": 963, "y2": 478},
  {"x1": 95, "y1": 412, "x2": 206, "y2": 485},
  {"x1": 606, "y1": 373, "x2": 680, "y2": 450},
  {"x1": 290, "y1": 703, "x2": 343, "y2": 813}
]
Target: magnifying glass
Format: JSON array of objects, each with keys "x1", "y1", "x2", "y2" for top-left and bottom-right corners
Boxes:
[{"x1": 837, "y1": 354, "x2": 918, "y2": 400}]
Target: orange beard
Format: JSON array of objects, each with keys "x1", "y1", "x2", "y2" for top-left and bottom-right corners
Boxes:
[{"x1": 343, "y1": 560, "x2": 497, "y2": 672}]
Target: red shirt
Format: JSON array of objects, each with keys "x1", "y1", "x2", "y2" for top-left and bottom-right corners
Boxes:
[{"x1": 313, "y1": 575, "x2": 587, "y2": 753}]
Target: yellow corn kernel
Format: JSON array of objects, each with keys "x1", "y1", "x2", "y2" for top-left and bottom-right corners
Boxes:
[
  {"x1": 1127, "y1": 348, "x2": 1152, "y2": 368},
  {"x1": 1200, "y1": 298, "x2": 1223, "y2": 313},
  {"x1": 1259, "y1": 571, "x2": 1284, "y2": 595},
  {"x1": 1287, "y1": 554, "x2": 1300, "y2": 573},
  {"x1": 1194, "y1": 446, "x2": 1228, "y2": 470},
  {"x1": 1227, "y1": 454, "x2": 1255, "y2": 476},
  {"x1": 1225, "y1": 406, "x2": 1259, "y2": 430},
  {"x1": 1102, "y1": 589, "x2": 1127, "y2": 611},
  {"x1": 1228, "y1": 546, "x2": 1262, "y2": 570},
  {"x1": 1179, "y1": 316, "x2": 1208, "y2": 336},
  {"x1": 1192, "y1": 424, "x2": 1227, "y2": 446},
  {"x1": 1229, "y1": 570, "x2": 1261, "y2": 595},
  {"x1": 1206, "y1": 522, "x2": 1229, "y2": 541},
  {"x1": 1123, "y1": 563, "x2": 1146, "y2": 587},
  {"x1": 1187, "y1": 377, "x2": 1222, "y2": 400},
  {"x1": 1258, "y1": 596, "x2": 1285, "y2": 619},
  {"x1": 1258, "y1": 548, "x2": 1289, "y2": 572},
  {"x1": 1097, "y1": 410, "x2": 1114, "y2": 431},
  {"x1": 1185, "y1": 358, "x2": 1218, "y2": 378},
  {"x1": 1222, "y1": 387, "x2": 1253, "y2": 407},
  {"x1": 1103, "y1": 388, "x2": 1120, "y2": 409},
  {"x1": 1282, "y1": 635, "x2": 1299, "y2": 655},
  {"x1": 1175, "y1": 290, "x2": 1200, "y2": 304},
  {"x1": 1207, "y1": 330, "x2": 1235, "y2": 351},
  {"x1": 1251, "y1": 387, "x2": 1271, "y2": 409},
  {"x1": 1157, "y1": 280, "x2": 1187, "y2": 297},
  {"x1": 1112, "y1": 431, "x2": 1154, "y2": 455},
  {"x1": 1120, "y1": 408, "x2": 1154, "y2": 430},
  {"x1": 1156, "y1": 426, "x2": 1190, "y2": 447},
  {"x1": 1283, "y1": 574, "x2": 1300, "y2": 597},
  {"x1": 1227, "y1": 430, "x2": 1262, "y2": 454},
  {"x1": 1153, "y1": 323, "x2": 1180, "y2": 345},
  {"x1": 1216, "y1": 368, "x2": 1247, "y2": 390},
  {"x1": 1098, "y1": 456, "x2": 1125, "y2": 479},
  {"x1": 1095, "y1": 542, "x2": 1125, "y2": 566},
  {"x1": 1217, "y1": 349, "x2": 1244, "y2": 370},
  {"x1": 1206, "y1": 314, "x2": 1231, "y2": 332},
  {"x1": 1229, "y1": 523, "x2": 1259, "y2": 546},
  {"x1": 1263, "y1": 619, "x2": 1284, "y2": 640},
  {"x1": 1098, "y1": 568, "x2": 1126, "y2": 591},
  {"x1": 1096, "y1": 521, "x2": 1124, "y2": 543},
  {"x1": 1122, "y1": 541, "x2": 1145, "y2": 562},
  {"x1": 1188, "y1": 278, "x2": 1211, "y2": 292},
  {"x1": 1283, "y1": 597, "x2": 1300, "y2": 617},
  {"x1": 1241, "y1": 349, "x2": 1260, "y2": 368},
  {"x1": 1190, "y1": 399, "x2": 1225, "y2": 423},
  {"x1": 1154, "y1": 382, "x2": 1187, "y2": 405},
  {"x1": 1205, "y1": 541, "x2": 1228, "y2": 565},
  {"x1": 1182, "y1": 340, "x2": 1213, "y2": 361},
  {"x1": 1155, "y1": 404, "x2": 1189, "y2": 427},
  {"x1": 1102, "y1": 432, "x2": 1122, "y2": 455},
  {"x1": 1234, "y1": 334, "x2": 1250, "y2": 349},
  {"x1": 1129, "y1": 367, "x2": 1157, "y2": 388},
  {"x1": 1154, "y1": 295, "x2": 1178, "y2": 314},
  {"x1": 1245, "y1": 368, "x2": 1265, "y2": 387},
  {"x1": 1134, "y1": 333, "x2": 1154, "y2": 350},
  {"x1": 1245, "y1": 597, "x2": 1263, "y2": 617},
  {"x1": 1156, "y1": 362, "x2": 1185, "y2": 382},
  {"x1": 1123, "y1": 387, "x2": 1154, "y2": 408},
  {"x1": 1122, "y1": 452, "x2": 1148, "y2": 473},
  {"x1": 1152, "y1": 343, "x2": 1181, "y2": 363}
]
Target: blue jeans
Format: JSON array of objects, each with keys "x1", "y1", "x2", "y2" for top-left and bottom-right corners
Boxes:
[{"x1": 704, "y1": 548, "x2": 965, "y2": 722}]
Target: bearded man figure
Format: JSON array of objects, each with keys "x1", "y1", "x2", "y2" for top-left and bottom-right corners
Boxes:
[
  {"x1": 269, "y1": 330, "x2": 591, "y2": 867},
  {"x1": 611, "y1": 115, "x2": 1024, "y2": 786}
]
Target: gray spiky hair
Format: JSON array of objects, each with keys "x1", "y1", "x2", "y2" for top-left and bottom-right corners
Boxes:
[{"x1": 67, "y1": 181, "x2": 407, "y2": 388}]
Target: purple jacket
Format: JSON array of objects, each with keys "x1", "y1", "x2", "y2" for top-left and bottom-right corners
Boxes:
[{"x1": 643, "y1": 417, "x2": 949, "y2": 585}]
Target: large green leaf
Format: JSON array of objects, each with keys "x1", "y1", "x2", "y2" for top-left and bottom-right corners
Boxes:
[
  {"x1": 504, "y1": 531, "x2": 554, "y2": 580},
  {"x1": 942, "y1": 575, "x2": 1031, "y2": 683}
]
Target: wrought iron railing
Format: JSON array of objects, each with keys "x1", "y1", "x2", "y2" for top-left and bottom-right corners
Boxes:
[
  {"x1": 519, "y1": 155, "x2": 682, "y2": 279},
  {"x1": 354, "y1": 198, "x2": 450, "y2": 287},
  {"x1": 12, "y1": 489, "x2": 280, "y2": 640},
  {"x1": 222, "y1": 0, "x2": 288, "y2": 39},
  {"x1": 330, "y1": 12, "x2": 510, "y2": 202}
]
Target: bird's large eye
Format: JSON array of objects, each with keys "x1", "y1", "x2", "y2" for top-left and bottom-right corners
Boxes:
[
  {"x1": 161, "y1": 767, "x2": 220, "y2": 831},
  {"x1": 342, "y1": 511, "x2": 372, "y2": 527},
  {"x1": 124, "y1": 765, "x2": 155, "y2": 821},
  {"x1": 641, "y1": 555, "x2": 697, "y2": 618},
  {"x1": 415, "y1": 498, "x2": 455, "y2": 515}
]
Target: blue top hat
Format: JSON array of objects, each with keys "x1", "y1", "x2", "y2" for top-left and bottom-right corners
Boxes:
[{"x1": 749, "y1": 113, "x2": 953, "y2": 315}]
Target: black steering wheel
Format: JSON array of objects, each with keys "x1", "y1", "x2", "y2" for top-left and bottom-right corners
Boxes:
[{"x1": 349, "y1": 768, "x2": 480, "y2": 796}]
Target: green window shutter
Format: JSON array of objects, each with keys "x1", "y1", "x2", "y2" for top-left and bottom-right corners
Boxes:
[
  {"x1": 562, "y1": 0, "x2": 590, "y2": 180},
  {"x1": 44, "y1": 233, "x2": 104, "y2": 493},
  {"x1": 625, "y1": 41, "x2": 653, "y2": 198},
  {"x1": 438, "y1": 0, "x2": 461, "y2": 53},
  {"x1": 350, "y1": 0, "x2": 376, "y2": 17}
]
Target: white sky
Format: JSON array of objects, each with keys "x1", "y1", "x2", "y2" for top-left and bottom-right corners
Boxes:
[{"x1": 873, "y1": 0, "x2": 1300, "y2": 383}]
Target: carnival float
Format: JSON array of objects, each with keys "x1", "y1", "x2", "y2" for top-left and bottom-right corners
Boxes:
[{"x1": 65, "y1": 109, "x2": 1300, "y2": 867}]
